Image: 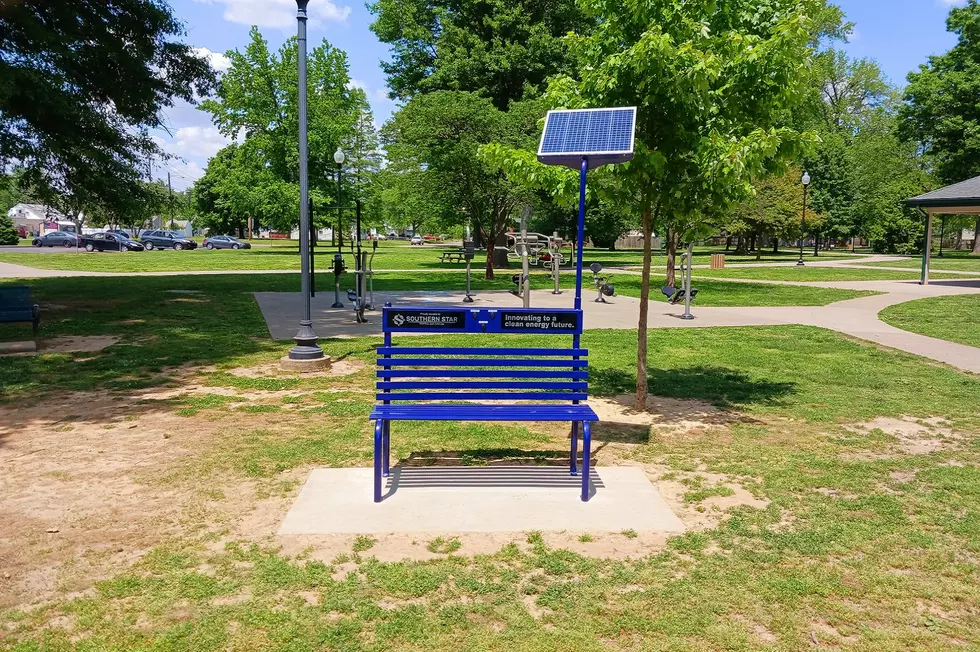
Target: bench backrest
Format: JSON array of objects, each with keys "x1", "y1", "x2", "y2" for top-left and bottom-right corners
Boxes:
[
  {"x1": 376, "y1": 346, "x2": 588, "y2": 403},
  {"x1": 0, "y1": 286, "x2": 32, "y2": 309},
  {"x1": 378, "y1": 306, "x2": 588, "y2": 405}
]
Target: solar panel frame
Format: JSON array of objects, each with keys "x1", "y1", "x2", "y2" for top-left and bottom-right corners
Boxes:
[{"x1": 537, "y1": 107, "x2": 637, "y2": 169}]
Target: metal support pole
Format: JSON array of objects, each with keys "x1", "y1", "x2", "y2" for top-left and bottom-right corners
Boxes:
[
  {"x1": 551, "y1": 231, "x2": 562, "y2": 295},
  {"x1": 939, "y1": 216, "x2": 946, "y2": 257},
  {"x1": 575, "y1": 158, "x2": 588, "y2": 310},
  {"x1": 520, "y1": 207, "x2": 531, "y2": 309},
  {"x1": 681, "y1": 242, "x2": 694, "y2": 320},
  {"x1": 797, "y1": 183, "x2": 807, "y2": 266},
  {"x1": 920, "y1": 209, "x2": 933, "y2": 286},
  {"x1": 337, "y1": 166, "x2": 343, "y2": 253},
  {"x1": 287, "y1": 0, "x2": 323, "y2": 361},
  {"x1": 463, "y1": 225, "x2": 475, "y2": 303},
  {"x1": 309, "y1": 197, "x2": 315, "y2": 298}
]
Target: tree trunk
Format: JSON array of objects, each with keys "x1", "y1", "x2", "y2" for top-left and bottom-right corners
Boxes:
[
  {"x1": 750, "y1": 234, "x2": 756, "y2": 252},
  {"x1": 636, "y1": 207, "x2": 653, "y2": 411},
  {"x1": 735, "y1": 235, "x2": 748, "y2": 255},
  {"x1": 665, "y1": 227, "x2": 679, "y2": 287},
  {"x1": 973, "y1": 217, "x2": 980, "y2": 254},
  {"x1": 484, "y1": 246, "x2": 495, "y2": 280},
  {"x1": 773, "y1": 239, "x2": 779, "y2": 254},
  {"x1": 725, "y1": 236, "x2": 732, "y2": 251},
  {"x1": 814, "y1": 235, "x2": 819, "y2": 257}
]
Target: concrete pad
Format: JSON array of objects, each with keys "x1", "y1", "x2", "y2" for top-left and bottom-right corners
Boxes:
[
  {"x1": 0, "y1": 340, "x2": 37, "y2": 354},
  {"x1": 278, "y1": 466, "x2": 685, "y2": 535}
]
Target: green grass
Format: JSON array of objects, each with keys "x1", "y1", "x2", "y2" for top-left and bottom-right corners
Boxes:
[
  {"x1": 860, "y1": 252, "x2": 980, "y2": 273},
  {"x1": 0, "y1": 242, "x2": 859, "y2": 274},
  {"x1": 4, "y1": 273, "x2": 980, "y2": 649},
  {"x1": 693, "y1": 265, "x2": 967, "y2": 282},
  {"x1": 880, "y1": 294, "x2": 980, "y2": 348}
]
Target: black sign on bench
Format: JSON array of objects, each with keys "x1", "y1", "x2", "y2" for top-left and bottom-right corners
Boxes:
[
  {"x1": 384, "y1": 309, "x2": 467, "y2": 331},
  {"x1": 499, "y1": 310, "x2": 580, "y2": 333}
]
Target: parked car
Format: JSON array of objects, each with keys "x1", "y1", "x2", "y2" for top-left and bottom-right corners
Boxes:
[
  {"x1": 106, "y1": 229, "x2": 132, "y2": 239},
  {"x1": 32, "y1": 232, "x2": 80, "y2": 248},
  {"x1": 203, "y1": 235, "x2": 251, "y2": 250},
  {"x1": 423, "y1": 234, "x2": 440, "y2": 242},
  {"x1": 371, "y1": 233, "x2": 387, "y2": 241},
  {"x1": 410, "y1": 235, "x2": 425, "y2": 245},
  {"x1": 80, "y1": 232, "x2": 145, "y2": 252},
  {"x1": 387, "y1": 232, "x2": 398, "y2": 240},
  {"x1": 140, "y1": 230, "x2": 198, "y2": 251}
]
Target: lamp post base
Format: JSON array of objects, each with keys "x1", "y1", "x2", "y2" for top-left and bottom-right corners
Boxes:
[
  {"x1": 796, "y1": 259, "x2": 805, "y2": 266},
  {"x1": 288, "y1": 320, "x2": 324, "y2": 361},
  {"x1": 280, "y1": 354, "x2": 332, "y2": 372}
]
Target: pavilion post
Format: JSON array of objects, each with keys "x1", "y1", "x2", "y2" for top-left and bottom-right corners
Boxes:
[{"x1": 920, "y1": 208, "x2": 933, "y2": 286}]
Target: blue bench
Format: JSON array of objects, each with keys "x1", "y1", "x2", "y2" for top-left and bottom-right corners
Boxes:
[
  {"x1": 371, "y1": 307, "x2": 599, "y2": 502},
  {"x1": 0, "y1": 286, "x2": 40, "y2": 334}
]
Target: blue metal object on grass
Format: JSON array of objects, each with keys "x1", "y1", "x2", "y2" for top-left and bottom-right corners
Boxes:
[{"x1": 371, "y1": 106, "x2": 636, "y2": 504}]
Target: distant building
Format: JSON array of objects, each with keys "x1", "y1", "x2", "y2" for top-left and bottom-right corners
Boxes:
[{"x1": 6, "y1": 203, "x2": 73, "y2": 237}]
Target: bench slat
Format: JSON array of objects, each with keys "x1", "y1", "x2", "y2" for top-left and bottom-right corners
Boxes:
[
  {"x1": 376, "y1": 347, "x2": 588, "y2": 357},
  {"x1": 377, "y1": 381, "x2": 587, "y2": 390},
  {"x1": 370, "y1": 404, "x2": 598, "y2": 421},
  {"x1": 377, "y1": 392, "x2": 589, "y2": 401},
  {"x1": 380, "y1": 358, "x2": 587, "y2": 368},
  {"x1": 377, "y1": 370, "x2": 589, "y2": 379}
]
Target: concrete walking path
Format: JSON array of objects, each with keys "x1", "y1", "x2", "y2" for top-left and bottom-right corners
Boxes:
[{"x1": 256, "y1": 278, "x2": 980, "y2": 374}]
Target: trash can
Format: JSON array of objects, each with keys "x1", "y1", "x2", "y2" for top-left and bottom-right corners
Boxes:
[{"x1": 710, "y1": 253, "x2": 725, "y2": 269}]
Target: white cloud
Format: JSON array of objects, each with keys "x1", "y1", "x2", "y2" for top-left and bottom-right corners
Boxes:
[
  {"x1": 347, "y1": 79, "x2": 369, "y2": 91},
  {"x1": 194, "y1": 0, "x2": 351, "y2": 29},
  {"x1": 938, "y1": 0, "x2": 966, "y2": 5},
  {"x1": 192, "y1": 47, "x2": 231, "y2": 73},
  {"x1": 172, "y1": 126, "x2": 231, "y2": 160}
]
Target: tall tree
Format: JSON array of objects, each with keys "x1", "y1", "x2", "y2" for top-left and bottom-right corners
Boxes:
[
  {"x1": 901, "y1": 0, "x2": 980, "y2": 253},
  {"x1": 0, "y1": 0, "x2": 215, "y2": 219},
  {"x1": 382, "y1": 91, "x2": 535, "y2": 277},
  {"x1": 529, "y1": 0, "x2": 826, "y2": 409},
  {"x1": 727, "y1": 168, "x2": 823, "y2": 258},
  {"x1": 369, "y1": 0, "x2": 589, "y2": 109},
  {"x1": 200, "y1": 27, "x2": 359, "y2": 231}
]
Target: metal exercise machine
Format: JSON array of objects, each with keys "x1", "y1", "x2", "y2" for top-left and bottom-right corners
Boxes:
[
  {"x1": 589, "y1": 262, "x2": 615, "y2": 303},
  {"x1": 509, "y1": 208, "x2": 533, "y2": 308}
]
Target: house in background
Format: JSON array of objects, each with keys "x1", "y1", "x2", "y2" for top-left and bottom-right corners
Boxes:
[{"x1": 6, "y1": 203, "x2": 76, "y2": 237}]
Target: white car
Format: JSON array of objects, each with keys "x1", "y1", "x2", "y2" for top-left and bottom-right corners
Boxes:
[{"x1": 410, "y1": 235, "x2": 424, "y2": 245}]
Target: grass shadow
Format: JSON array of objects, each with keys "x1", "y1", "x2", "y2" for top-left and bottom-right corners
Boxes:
[{"x1": 590, "y1": 365, "x2": 796, "y2": 410}]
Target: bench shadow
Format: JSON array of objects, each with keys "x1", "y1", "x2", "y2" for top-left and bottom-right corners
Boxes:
[{"x1": 383, "y1": 462, "x2": 602, "y2": 499}]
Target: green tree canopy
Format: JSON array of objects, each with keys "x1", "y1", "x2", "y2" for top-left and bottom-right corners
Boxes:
[
  {"x1": 382, "y1": 91, "x2": 540, "y2": 276},
  {"x1": 369, "y1": 0, "x2": 589, "y2": 109},
  {"x1": 0, "y1": 0, "x2": 215, "y2": 219},
  {"x1": 200, "y1": 28, "x2": 360, "y2": 209}
]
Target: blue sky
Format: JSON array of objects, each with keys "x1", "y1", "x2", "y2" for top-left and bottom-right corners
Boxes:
[{"x1": 155, "y1": 0, "x2": 969, "y2": 190}]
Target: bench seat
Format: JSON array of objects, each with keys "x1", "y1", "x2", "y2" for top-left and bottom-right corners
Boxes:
[{"x1": 370, "y1": 404, "x2": 598, "y2": 422}]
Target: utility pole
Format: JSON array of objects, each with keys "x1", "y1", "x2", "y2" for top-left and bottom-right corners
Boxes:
[{"x1": 167, "y1": 172, "x2": 175, "y2": 231}]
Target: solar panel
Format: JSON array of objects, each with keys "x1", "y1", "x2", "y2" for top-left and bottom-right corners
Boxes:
[{"x1": 537, "y1": 107, "x2": 636, "y2": 169}]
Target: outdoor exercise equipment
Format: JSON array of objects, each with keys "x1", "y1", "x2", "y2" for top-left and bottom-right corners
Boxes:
[
  {"x1": 542, "y1": 232, "x2": 565, "y2": 295},
  {"x1": 515, "y1": 208, "x2": 534, "y2": 308},
  {"x1": 364, "y1": 239, "x2": 377, "y2": 311},
  {"x1": 330, "y1": 253, "x2": 346, "y2": 309},
  {"x1": 463, "y1": 226, "x2": 476, "y2": 303},
  {"x1": 660, "y1": 244, "x2": 698, "y2": 316},
  {"x1": 369, "y1": 106, "x2": 635, "y2": 504},
  {"x1": 589, "y1": 262, "x2": 615, "y2": 303},
  {"x1": 348, "y1": 200, "x2": 370, "y2": 323}
]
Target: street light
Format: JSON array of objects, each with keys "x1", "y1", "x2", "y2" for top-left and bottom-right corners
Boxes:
[
  {"x1": 334, "y1": 148, "x2": 345, "y2": 252},
  {"x1": 797, "y1": 171, "x2": 811, "y2": 267},
  {"x1": 285, "y1": 0, "x2": 325, "y2": 366}
]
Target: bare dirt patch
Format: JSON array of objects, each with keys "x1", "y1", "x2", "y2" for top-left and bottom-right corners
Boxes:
[
  {"x1": 40, "y1": 336, "x2": 120, "y2": 353},
  {"x1": 228, "y1": 359, "x2": 364, "y2": 379},
  {"x1": 846, "y1": 416, "x2": 961, "y2": 455}
]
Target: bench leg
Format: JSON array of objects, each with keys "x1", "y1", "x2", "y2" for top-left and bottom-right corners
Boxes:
[
  {"x1": 382, "y1": 420, "x2": 390, "y2": 477},
  {"x1": 373, "y1": 420, "x2": 384, "y2": 503},
  {"x1": 569, "y1": 422, "x2": 578, "y2": 476},
  {"x1": 581, "y1": 421, "x2": 592, "y2": 502}
]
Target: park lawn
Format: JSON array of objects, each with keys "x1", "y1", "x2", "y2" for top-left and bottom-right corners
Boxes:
[
  {"x1": 880, "y1": 294, "x2": 980, "y2": 348},
  {"x1": 0, "y1": 243, "x2": 859, "y2": 274},
  {"x1": 691, "y1": 265, "x2": 967, "y2": 282},
  {"x1": 2, "y1": 273, "x2": 980, "y2": 649},
  {"x1": 860, "y1": 253, "x2": 980, "y2": 273}
]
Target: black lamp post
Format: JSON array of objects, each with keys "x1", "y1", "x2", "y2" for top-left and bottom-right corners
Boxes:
[
  {"x1": 286, "y1": 0, "x2": 324, "y2": 362},
  {"x1": 335, "y1": 147, "x2": 345, "y2": 252},
  {"x1": 797, "y1": 171, "x2": 811, "y2": 266}
]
